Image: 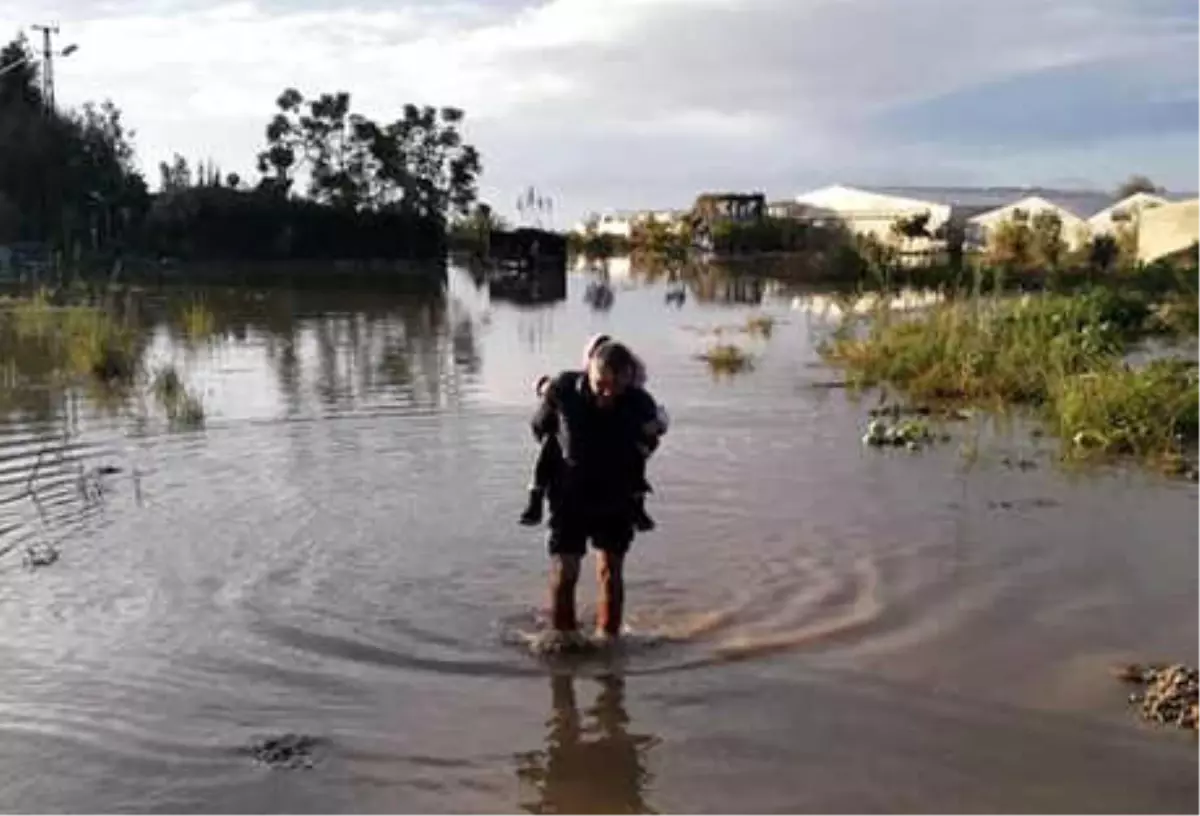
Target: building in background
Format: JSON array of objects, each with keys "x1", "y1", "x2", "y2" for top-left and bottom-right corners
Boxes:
[
  {"x1": 766, "y1": 199, "x2": 839, "y2": 223},
  {"x1": 967, "y1": 194, "x2": 1103, "y2": 250},
  {"x1": 792, "y1": 185, "x2": 955, "y2": 244},
  {"x1": 1087, "y1": 191, "x2": 1171, "y2": 237},
  {"x1": 1136, "y1": 198, "x2": 1200, "y2": 264},
  {"x1": 687, "y1": 192, "x2": 766, "y2": 252},
  {"x1": 788, "y1": 185, "x2": 1139, "y2": 252},
  {"x1": 690, "y1": 192, "x2": 765, "y2": 224},
  {"x1": 572, "y1": 185, "x2": 1197, "y2": 264},
  {"x1": 571, "y1": 209, "x2": 687, "y2": 239}
]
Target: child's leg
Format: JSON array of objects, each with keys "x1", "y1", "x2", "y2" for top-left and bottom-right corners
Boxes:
[
  {"x1": 631, "y1": 453, "x2": 656, "y2": 532},
  {"x1": 533, "y1": 436, "x2": 562, "y2": 490},
  {"x1": 630, "y1": 402, "x2": 666, "y2": 532},
  {"x1": 521, "y1": 436, "x2": 561, "y2": 526}
]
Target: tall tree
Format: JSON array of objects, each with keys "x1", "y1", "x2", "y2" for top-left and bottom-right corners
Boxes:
[
  {"x1": 986, "y1": 211, "x2": 1034, "y2": 272},
  {"x1": 516, "y1": 185, "x2": 554, "y2": 228},
  {"x1": 1029, "y1": 210, "x2": 1066, "y2": 272},
  {"x1": 1116, "y1": 174, "x2": 1163, "y2": 199},
  {"x1": 256, "y1": 88, "x2": 480, "y2": 218},
  {"x1": 0, "y1": 34, "x2": 147, "y2": 248},
  {"x1": 159, "y1": 154, "x2": 193, "y2": 192},
  {"x1": 0, "y1": 34, "x2": 41, "y2": 109}
]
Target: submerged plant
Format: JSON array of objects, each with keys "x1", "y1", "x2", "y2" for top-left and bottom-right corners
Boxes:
[
  {"x1": 744, "y1": 314, "x2": 775, "y2": 339},
  {"x1": 178, "y1": 298, "x2": 217, "y2": 342},
  {"x1": 2, "y1": 290, "x2": 139, "y2": 386},
  {"x1": 151, "y1": 364, "x2": 206, "y2": 429},
  {"x1": 699, "y1": 342, "x2": 754, "y2": 376},
  {"x1": 0, "y1": 290, "x2": 213, "y2": 431}
]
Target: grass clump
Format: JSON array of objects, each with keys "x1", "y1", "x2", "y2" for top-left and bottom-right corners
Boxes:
[
  {"x1": 1147, "y1": 294, "x2": 1199, "y2": 338},
  {"x1": 744, "y1": 314, "x2": 776, "y2": 338},
  {"x1": 826, "y1": 289, "x2": 1148, "y2": 404},
  {"x1": 178, "y1": 298, "x2": 217, "y2": 343},
  {"x1": 3, "y1": 290, "x2": 138, "y2": 384},
  {"x1": 0, "y1": 289, "x2": 208, "y2": 430},
  {"x1": 824, "y1": 287, "x2": 1197, "y2": 468},
  {"x1": 699, "y1": 342, "x2": 754, "y2": 376},
  {"x1": 1053, "y1": 359, "x2": 1197, "y2": 467}
]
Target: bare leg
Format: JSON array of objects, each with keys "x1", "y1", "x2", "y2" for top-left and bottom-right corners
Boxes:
[
  {"x1": 549, "y1": 555, "x2": 581, "y2": 632},
  {"x1": 595, "y1": 550, "x2": 626, "y2": 637}
]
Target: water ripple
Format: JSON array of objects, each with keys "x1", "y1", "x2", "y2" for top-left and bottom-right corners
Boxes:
[{"x1": 0, "y1": 269, "x2": 1192, "y2": 812}]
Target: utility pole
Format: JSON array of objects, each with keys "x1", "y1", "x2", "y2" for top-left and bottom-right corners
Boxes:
[{"x1": 31, "y1": 23, "x2": 58, "y2": 111}]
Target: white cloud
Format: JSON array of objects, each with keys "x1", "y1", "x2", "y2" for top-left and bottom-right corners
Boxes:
[{"x1": 0, "y1": 0, "x2": 1194, "y2": 223}]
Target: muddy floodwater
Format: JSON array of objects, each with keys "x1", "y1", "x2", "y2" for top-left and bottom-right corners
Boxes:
[{"x1": 0, "y1": 266, "x2": 1195, "y2": 813}]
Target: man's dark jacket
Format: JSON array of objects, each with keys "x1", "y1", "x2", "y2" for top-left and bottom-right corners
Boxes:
[{"x1": 531, "y1": 370, "x2": 660, "y2": 514}]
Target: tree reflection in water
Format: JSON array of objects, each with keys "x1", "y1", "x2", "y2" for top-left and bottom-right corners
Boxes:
[{"x1": 515, "y1": 673, "x2": 659, "y2": 814}]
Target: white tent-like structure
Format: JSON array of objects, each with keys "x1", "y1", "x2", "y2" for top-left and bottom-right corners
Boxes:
[
  {"x1": 967, "y1": 195, "x2": 1092, "y2": 250},
  {"x1": 793, "y1": 185, "x2": 953, "y2": 241},
  {"x1": 1137, "y1": 198, "x2": 1199, "y2": 263},
  {"x1": 1087, "y1": 192, "x2": 1170, "y2": 236}
]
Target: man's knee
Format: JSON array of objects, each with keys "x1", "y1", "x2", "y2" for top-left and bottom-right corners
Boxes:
[
  {"x1": 552, "y1": 554, "x2": 582, "y2": 585},
  {"x1": 596, "y1": 550, "x2": 625, "y2": 582}
]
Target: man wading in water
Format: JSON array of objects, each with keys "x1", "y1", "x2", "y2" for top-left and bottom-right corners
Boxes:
[{"x1": 530, "y1": 340, "x2": 666, "y2": 640}]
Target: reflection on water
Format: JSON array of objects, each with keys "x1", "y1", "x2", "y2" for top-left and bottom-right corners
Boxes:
[
  {"x1": 0, "y1": 283, "x2": 484, "y2": 429},
  {"x1": 580, "y1": 254, "x2": 770, "y2": 306},
  {"x1": 0, "y1": 265, "x2": 1193, "y2": 813},
  {"x1": 515, "y1": 673, "x2": 657, "y2": 814}
]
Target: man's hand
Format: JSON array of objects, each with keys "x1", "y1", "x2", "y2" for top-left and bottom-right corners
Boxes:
[{"x1": 641, "y1": 418, "x2": 665, "y2": 438}]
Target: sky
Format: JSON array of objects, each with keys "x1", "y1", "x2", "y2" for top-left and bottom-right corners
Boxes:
[{"x1": 2, "y1": 0, "x2": 1197, "y2": 226}]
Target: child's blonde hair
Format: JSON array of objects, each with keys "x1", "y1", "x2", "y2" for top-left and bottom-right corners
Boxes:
[{"x1": 582, "y1": 333, "x2": 612, "y2": 366}]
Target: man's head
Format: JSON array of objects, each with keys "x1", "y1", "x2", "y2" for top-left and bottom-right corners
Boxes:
[{"x1": 587, "y1": 341, "x2": 636, "y2": 407}]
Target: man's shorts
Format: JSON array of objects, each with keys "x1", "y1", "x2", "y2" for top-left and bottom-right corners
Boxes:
[{"x1": 546, "y1": 508, "x2": 634, "y2": 558}]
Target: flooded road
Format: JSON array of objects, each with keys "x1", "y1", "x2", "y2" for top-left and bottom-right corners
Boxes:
[{"x1": 0, "y1": 265, "x2": 1194, "y2": 813}]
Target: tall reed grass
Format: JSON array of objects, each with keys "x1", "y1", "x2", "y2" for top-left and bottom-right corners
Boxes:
[
  {"x1": 823, "y1": 286, "x2": 1198, "y2": 468},
  {"x1": 1, "y1": 289, "x2": 138, "y2": 383},
  {"x1": 0, "y1": 288, "x2": 206, "y2": 429}
]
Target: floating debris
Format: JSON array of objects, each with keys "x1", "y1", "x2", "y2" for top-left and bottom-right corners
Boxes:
[
  {"x1": 862, "y1": 418, "x2": 935, "y2": 450},
  {"x1": 1000, "y1": 456, "x2": 1039, "y2": 471},
  {"x1": 1114, "y1": 663, "x2": 1198, "y2": 731},
  {"x1": 986, "y1": 497, "x2": 1060, "y2": 511},
  {"x1": 245, "y1": 733, "x2": 326, "y2": 769},
  {"x1": 1159, "y1": 453, "x2": 1200, "y2": 482},
  {"x1": 23, "y1": 543, "x2": 59, "y2": 569}
]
